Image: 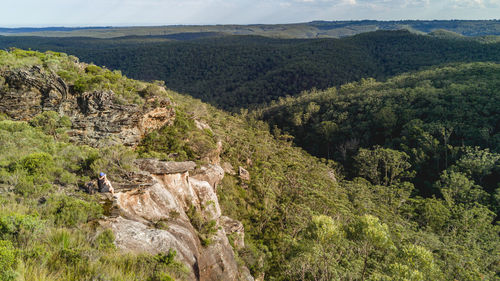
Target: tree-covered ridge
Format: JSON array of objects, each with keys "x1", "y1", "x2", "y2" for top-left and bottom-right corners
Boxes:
[
  {"x1": 1, "y1": 20, "x2": 500, "y2": 38},
  {"x1": 2, "y1": 30, "x2": 500, "y2": 110},
  {"x1": 1, "y1": 50, "x2": 499, "y2": 280},
  {"x1": 260, "y1": 62, "x2": 500, "y2": 192}
]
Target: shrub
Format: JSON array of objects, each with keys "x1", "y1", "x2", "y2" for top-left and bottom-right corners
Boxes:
[
  {"x1": 85, "y1": 65, "x2": 102, "y2": 75},
  {"x1": 0, "y1": 212, "x2": 45, "y2": 246},
  {"x1": 46, "y1": 229, "x2": 90, "y2": 272},
  {"x1": 44, "y1": 195, "x2": 102, "y2": 227},
  {"x1": 89, "y1": 144, "x2": 137, "y2": 180},
  {"x1": 20, "y1": 152, "x2": 54, "y2": 175},
  {"x1": 186, "y1": 205, "x2": 218, "y2": 247},
  {"x1": 0, "y1": 240, "x2": 18, "y2": 281},
  {"x1": 137, "y1": 110, "x2": 217, "y2": 161},
  {"x1": 29, "y1": 111, "x2": 72, "y2": 139},
  {"x1": 6, "y1": 152, "x2": 58, "y2": 196}
]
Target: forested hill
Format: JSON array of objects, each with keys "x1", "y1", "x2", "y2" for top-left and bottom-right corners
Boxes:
[
  {"x1": 259, "y1": 62, "x2": 500, "y2": 197},
  {"x1": 2, "y1": 30, "x2": 500, "y2": 110}
]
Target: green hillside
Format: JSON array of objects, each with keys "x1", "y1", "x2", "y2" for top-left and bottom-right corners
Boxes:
[
  {"x1": 1, "y1": 50, "x2": 499, "y2": 280},
  {"x1": 259, "y1": 62, "x2": 500, "y2": 196},
  {"x1": 2, "y1": 30, "x2": 500, "y2": 111}
]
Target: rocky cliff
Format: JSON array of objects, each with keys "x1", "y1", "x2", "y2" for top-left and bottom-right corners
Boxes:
[
  {"x1": 0, "y1": 65, "x2": 175, "y2": 147},
  {"x1": 0, "y1": 64, "x2": 252, "y2": 281},
  {"x1": 103, "y1": 159, "x2": 251, "y2": 281}
]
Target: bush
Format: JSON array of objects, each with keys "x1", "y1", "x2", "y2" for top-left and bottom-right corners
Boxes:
[
  {"x1": 6, "y1": 152, "x2": 58, "y2": 196},
  {"x1": 0, "y1": 240, "x2": 18, "y2": 281},
  {"x1": 29, "y1": 111, "x2": 72, "y2": 139},
  {"x1": 137, "y1": 110, "x2": 217, "y2": 161},
  {"x1": 186, "y1": 205, "x2": 218, "y2": 247},
  {"x1": 85, "y1": 65, "x2": 102, "y2": 75},
  {"x1": 46, "y1": 229, "x2": 90, "y2": 272},
  {"x1": 44, "y1": 195, "x2": 102, "y2": 227},
  {"x1": 20, "y1": 152, "x2": 54, "y2": 175},
  {"x1": 0, "y1": 212, "x2": 45, "y2": 246},
  {"x1": 89, "y1": 144, "x2": 137, "y2": 180}
]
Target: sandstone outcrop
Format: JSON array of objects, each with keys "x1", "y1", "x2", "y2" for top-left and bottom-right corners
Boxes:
[
  {"x1": 239, "y1": 166, "x2": 251, "y2": 182},
  {"x1": 102, "y1": 158, "x2": 250, "y2": 281},
  {"x1": 222, "y1": 162, "x2": 236, "y2": 175},
  {"x1": 0, "y1": 65, "x2": 175, "y2": 147},
  {"x1": 191, "y1": 164, "x2": 225, "y2": 191},
  {"x1": 0, "y1": 66, "x2": 68, "y2": 118}
]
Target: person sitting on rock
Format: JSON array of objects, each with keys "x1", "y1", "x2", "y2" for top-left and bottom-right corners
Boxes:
[{"x1": 98, "y1": 172, "x2": 115, "y2": 196}]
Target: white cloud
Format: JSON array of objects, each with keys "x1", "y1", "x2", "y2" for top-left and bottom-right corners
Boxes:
[
  {"x1": 452, "y1": 0, "x2": 500, "y2": 7},
  {"x1": 343, "y1": 0, "x2": 357, "y2": 5}
]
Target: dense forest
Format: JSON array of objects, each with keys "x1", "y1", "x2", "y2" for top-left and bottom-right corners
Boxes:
[
  {"x1": 2, "y1": 30, "x2": 500, "y2": 110},
  {"x1": 0, "y1": 49, "x2": 498, "y2": 280},
  {"x1": 259, "y1": 62, "x2": 500, "y2": 196}
]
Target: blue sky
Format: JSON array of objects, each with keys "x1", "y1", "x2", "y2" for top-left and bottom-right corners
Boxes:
[{"x1": 1, "y1": 0, "x2": 499, "y2": 27}]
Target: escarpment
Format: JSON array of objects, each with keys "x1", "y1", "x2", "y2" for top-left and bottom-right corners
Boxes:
[
  {"x1": 0, "y1": 65, "x2": 175, "y2": 147},
  {"x1": 0, "y1": 64, "x2": 252, "y2": 281}
]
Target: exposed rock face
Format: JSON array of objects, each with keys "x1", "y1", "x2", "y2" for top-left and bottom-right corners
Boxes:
[
  {"x1": 0, "y1": 66, "x2": 68, "y2": 118},
  {"x1": 0, "y1": 66, "x2": 175, "y2": 147},
  {"x1": 135, "y1": 159, "x2": 197, "y2": 174},
  {"x1": 102, "y1": 159, "x2": 251, "y2": 281}
]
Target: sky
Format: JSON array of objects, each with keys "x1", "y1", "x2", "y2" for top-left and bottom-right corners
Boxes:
[{"x1": 1, "y1": 0, "x2": 499, "y2": 27}]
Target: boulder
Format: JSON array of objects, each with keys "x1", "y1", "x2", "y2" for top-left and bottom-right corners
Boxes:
[
  {"x1": 222, "y1": 162, "x2": 236, "y2": 175},
  {"x1": 239, "y1": 166, "x2": 250, "y2": 182}
]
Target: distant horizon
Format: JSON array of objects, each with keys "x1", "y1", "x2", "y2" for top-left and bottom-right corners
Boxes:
[{"x1": 1, "y1": 19, "x2": 500, "y2": 29}]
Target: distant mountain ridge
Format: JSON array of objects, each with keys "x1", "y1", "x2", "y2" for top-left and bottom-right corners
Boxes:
[
  {"x1": 0, "y1": 26, "x2": 112, "y2": 34},
  {"x1": 1, "y1": 20, "x2": 500, "y2": 38}
]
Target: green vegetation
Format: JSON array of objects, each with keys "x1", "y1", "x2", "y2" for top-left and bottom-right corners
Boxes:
[
  {"x1": 0, "y1": 48, "x2": 171, "y2": 105},
  {"x1": 139, "y1": 85, "x2": 499, "y2": 279},
  {"x1": 261, "y1": 62, "x2": 500, "y2": 195},
  {"x1": 0, "y1": 119, "x2": 188, "y2": 280},
  {"x1": 1, "y1": 49, "x2": 499, "y2": 280},
  {"x1": 137, "y1": 110, "x2": 218, "y2": 161},
  {"x1": 2, "y1": 31, "x2": 500, "y2": 110},
  {"x1": 186, "y1": 205, "x2": 218, "y2": 247}
]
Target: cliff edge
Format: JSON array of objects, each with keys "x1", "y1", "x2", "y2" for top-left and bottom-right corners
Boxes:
[{"x1": 0, "y1": 63, "x2": 252, "y2": 281}]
